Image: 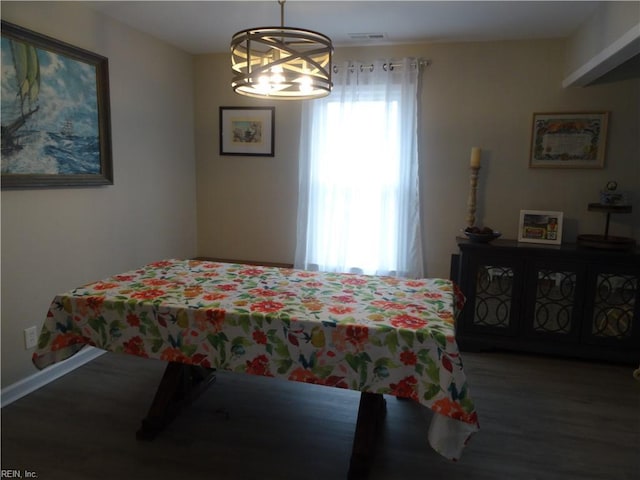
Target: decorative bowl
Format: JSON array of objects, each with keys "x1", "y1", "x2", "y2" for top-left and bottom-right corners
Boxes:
[{"x1": 462, "y1": 230, "x2": 502, "y2": 243}]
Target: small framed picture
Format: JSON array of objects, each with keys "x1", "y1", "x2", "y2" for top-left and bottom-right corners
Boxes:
[
  {"x1": 518, "y1": 210, "x2": 563, "y2": 245},
  {"x1": 529, "y1": 112, "x2": 608, "y2": 169},
  {"x1": 219, "y1": 106, "x2": 274, "y2": 156}
]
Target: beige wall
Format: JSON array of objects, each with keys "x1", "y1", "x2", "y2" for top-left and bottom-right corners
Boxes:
[
  {"x1": 195, "y1": 54, "x2": 302, "y2": 264},
  {"x1": 195, "y1": 40, "x2": 639, "y2": 279},
  {"x1": 1, "y1": 2, "x2": 198, "y2": 387}
]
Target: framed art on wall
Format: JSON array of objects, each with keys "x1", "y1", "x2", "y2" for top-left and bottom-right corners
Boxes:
[
  {"x1": 219, "y1": 106, "x2": 275, "y2": 157},
  {"x1": 518, "y1": 210, "x2": 564, "y2": 245},
  {"x1": 1, "y1": 21, "x2": 113, "y2": 188},
  {"x1": 529, "y1": 112, "x2": 608, "y2": 169}
]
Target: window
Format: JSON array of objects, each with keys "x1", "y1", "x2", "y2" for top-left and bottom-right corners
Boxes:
[{"x1": 295, "y1": 59, "x2": 424, "y2": 278}]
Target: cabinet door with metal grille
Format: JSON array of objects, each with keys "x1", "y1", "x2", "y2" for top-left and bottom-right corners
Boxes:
[
  {"x1": 524, "y1": 261, "x2": 585, "y2": 341},
  {"x1": 584, "y1": 269, "x2": 640, "y2": 348},
  {"x1": 465, "y1": 255, "x2": 524, "y2": 337}
]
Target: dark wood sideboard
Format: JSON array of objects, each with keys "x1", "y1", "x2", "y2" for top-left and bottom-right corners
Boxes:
[{"x1": 454, "y1": 239, "x2": 640, "y2": 364}]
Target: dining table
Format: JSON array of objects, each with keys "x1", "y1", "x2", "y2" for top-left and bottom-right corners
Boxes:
[{"x1": 33, "y1": 259, "x2": 479, "y2": 478}]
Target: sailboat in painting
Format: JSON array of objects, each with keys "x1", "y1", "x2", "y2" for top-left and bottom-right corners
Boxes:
[
  {"x1": 60, "y1": 119, "x2": 74, "y2": 137},
  {"x1": 1, "y1": 39, "x2": 40, "y2": 156}
]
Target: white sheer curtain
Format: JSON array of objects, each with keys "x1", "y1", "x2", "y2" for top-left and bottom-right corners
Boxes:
[{"x1": 295, "y1": 58, "x2": 424, "y2": 278}]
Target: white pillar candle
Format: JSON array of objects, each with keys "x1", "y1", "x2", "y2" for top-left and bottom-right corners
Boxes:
[{"x1": 470, "y1": 147, "x2": 481, "y2": 168}]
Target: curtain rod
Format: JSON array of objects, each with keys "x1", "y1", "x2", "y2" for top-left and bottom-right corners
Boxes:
[{"x1": 333, "y1": 59, "x2": 431, "y2": 73}]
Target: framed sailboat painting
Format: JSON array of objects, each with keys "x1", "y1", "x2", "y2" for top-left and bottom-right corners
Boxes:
[{"x1": 1, "y1": 21, "x2": 113, "y2": 188}]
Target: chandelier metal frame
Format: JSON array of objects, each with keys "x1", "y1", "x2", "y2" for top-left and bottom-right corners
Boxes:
[{"x1": 231, "y1": 0, "x2": 333, "y2": 99}]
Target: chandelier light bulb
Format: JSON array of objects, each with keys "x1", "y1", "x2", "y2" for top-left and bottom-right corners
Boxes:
[{"x1": 298, "y1": 75, "x2": 313, "y2": 93}]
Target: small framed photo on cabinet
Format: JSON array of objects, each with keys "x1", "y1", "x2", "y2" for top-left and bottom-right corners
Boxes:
[{"x1": 518, "y1": 210, "x2": 563, "y2": 245}]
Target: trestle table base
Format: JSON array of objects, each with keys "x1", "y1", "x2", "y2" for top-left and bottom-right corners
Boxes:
[
  {"x1": 348, "y1": 392, "x2": 387, "y2": 479},
  {"x1": 137, "y1": 362, "x2": 387, "y2": 479},
  {"x1": 136, "y1": 362, "x2": 216, "y2": 440}
]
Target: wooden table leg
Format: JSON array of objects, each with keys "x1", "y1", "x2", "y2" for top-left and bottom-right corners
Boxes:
[
  {"x1": 348, "y1": 392, "x2": 387, "y2": 480},
  {"x1": 136, "y1": 362, "x2": 216, "y2": 440}
]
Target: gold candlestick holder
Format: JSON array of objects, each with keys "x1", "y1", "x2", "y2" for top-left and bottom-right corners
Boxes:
[{"x1": 466, "y1": 165, "x2": 480, "y2": 227}]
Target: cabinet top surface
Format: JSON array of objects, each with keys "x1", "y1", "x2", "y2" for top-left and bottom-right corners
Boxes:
[{"x1": 456, "y1": 238, "x2": 639, "y2": 258}]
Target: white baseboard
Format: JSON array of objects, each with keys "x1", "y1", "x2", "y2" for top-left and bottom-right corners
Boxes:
[{"x1": 1, "y1": 347, "x2": 106, "y2": 408}]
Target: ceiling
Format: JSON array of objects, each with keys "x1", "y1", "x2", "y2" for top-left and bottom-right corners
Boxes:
[{"x1": 88, "y1": 1, "x2": 604, "y2": 55}]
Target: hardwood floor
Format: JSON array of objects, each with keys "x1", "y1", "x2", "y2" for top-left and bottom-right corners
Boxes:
[{"x1": 2, "y1": 351, "x2": 638, "y2": 479}]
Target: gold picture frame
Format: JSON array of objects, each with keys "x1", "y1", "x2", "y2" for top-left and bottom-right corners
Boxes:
[{"x1": 529, "y1": 112, "x2": 608, "y2": 169}]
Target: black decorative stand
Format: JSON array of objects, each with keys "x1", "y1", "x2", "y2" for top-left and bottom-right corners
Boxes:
[{"x1": 577, "y1": 203, "x2": 635, "y2": 250}]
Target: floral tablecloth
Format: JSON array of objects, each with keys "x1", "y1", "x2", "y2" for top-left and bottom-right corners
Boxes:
[{"x1": 33, "y1": 259, "x2": 479, "y2": 459}]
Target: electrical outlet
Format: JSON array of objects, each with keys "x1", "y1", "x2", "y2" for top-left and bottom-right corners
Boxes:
[{"x1": 24, "y1": 326, "x2": 38, "y2": 350}]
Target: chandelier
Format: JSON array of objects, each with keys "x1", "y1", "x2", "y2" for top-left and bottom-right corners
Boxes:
[{"x1": 231, "y1": 0, "x2": 333, "y2": 99}]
